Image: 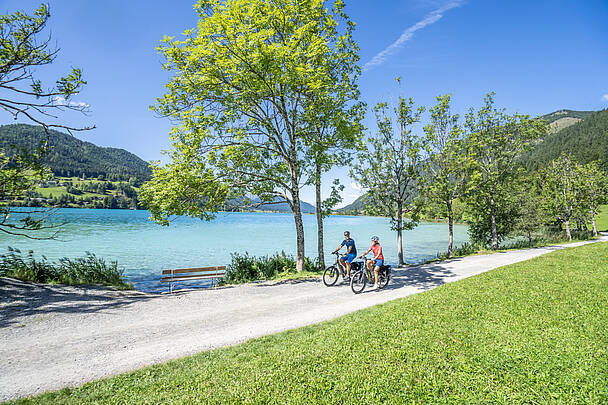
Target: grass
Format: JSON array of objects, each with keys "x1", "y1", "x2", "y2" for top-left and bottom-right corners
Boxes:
[
  {"x1": 596, "y1": 204, "x2": 608, "y2": 232},
  {"x1": 10, "y1": 241, "x2": 608, "y2": 404}
]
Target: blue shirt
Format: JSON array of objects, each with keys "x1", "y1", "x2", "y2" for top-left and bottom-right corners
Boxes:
[{"x1": 341, "y1": 239, "x2": 357, "y2": 256}]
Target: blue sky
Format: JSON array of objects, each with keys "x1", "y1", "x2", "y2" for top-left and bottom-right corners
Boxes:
[{"x1": 2, "y1": 0, "x2": 607, "y2": 206}]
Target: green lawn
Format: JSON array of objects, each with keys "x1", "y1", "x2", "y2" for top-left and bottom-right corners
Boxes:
[
  {"x1": 10, "y1": 242, "x2": 608, "y2": 404},
  {"x1": 596, "y1": 205, "x2": 608, "y2": 232}
]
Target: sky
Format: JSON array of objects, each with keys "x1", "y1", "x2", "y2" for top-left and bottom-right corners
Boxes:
[{"x1": 2, "y1": 0, "x2": 607, "y2": 207}]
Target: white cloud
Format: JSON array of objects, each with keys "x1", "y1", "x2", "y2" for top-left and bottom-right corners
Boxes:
[
  {"x1": 350, "y1": 182, "x2": 364, "y2": 191},
  {"x1": 53, "y1": 95, "x2": 89, "y2": 108},
  {"x1": 363, "y1": 1, "x2": 464, "y2": 72},
  {"x1": 602, "y1": 94, "x2": 608, "y2": 102}
]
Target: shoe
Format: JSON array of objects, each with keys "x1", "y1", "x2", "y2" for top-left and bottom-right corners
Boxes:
[
  {"x1": 371, "y1": 284, "x2": 379, "y2": 290},
  {"x1": 344, "y1": 276, "x2": 350, "y2": 282}
]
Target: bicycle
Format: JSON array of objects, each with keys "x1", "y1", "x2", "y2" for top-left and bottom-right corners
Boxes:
[
  {"x1": 350, "y1": 255, "x2": 391, "y2": 294},
  {"x1": 322, "y1": 252, "x2": 361, "y2": 286}
]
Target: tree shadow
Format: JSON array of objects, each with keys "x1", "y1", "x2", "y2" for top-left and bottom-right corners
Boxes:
[
  {"x1": 0, "y1": 277, "x2": 158, "y2": 328},
  {"x1": 381, "y1": 262, "x2": 460, "y2": 292}
]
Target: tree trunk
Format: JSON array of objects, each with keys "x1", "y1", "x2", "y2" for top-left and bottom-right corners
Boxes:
[
  {"x1": 490, "y1": 193, "x2": 498, "y2": 249},
  {"x1": 315, "y1": 163, "x2": 324, "y2": 269},
  {"x1": 565, "y1": 219, "x2": 572, "y2": 241},
  {"x1": 447, "y1": 200, "x2": 454, "y2": 258},
  {"x1": 397, "y1": 201, "x2": 404, "y2": 266},
  {"x1": 591, "y1": 213, "x2": 598, "y2": 237}
]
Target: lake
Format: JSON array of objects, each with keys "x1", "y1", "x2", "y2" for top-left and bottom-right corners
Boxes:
[{"x1": 0, "y1": 209, "x2": 469, "y2": 292}]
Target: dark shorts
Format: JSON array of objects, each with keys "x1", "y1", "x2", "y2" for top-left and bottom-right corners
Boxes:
[
  {"x1": 374, "y1": 259, "x2": 384, "y2": 267},
  {"x1": 343, "y1": 253, "x2": 356, "y2": 263}
]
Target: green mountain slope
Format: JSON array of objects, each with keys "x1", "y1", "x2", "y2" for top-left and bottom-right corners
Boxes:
[
  {"x1": 526, "y1": 109, "x2": 608, "y2": 170},
  {"x1": 540, "y1": 109, "x2": 595, "y2": 133},
  {"x1": 336, "y1": 194, "x2": 368, "y2": 215},
  {"x1": 0, "y1": 124, "x2": 152, "y2": 181}
]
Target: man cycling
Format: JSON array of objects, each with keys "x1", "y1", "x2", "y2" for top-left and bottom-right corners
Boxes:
[
  {"x1": 359, "y1": 236, "x2": 384, "y2": 290},
  {"x1": 332, "y1": 231, "x2": 357, "y2": 281}
]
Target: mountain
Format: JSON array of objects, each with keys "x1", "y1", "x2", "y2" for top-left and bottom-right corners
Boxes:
[
  {"x1": 0, "y1": 124, "x2": 152, "y2": 182},
  {"x1": 540, "y1": 109, "x2": 595, "y2": 133},
  {"x1": 226, "y1": 196, "x2": 316, "y2": 214},
  {"x1": 336, "y1": 194, "x2": 368, "y2": 215},
  {"x1": 526, "y1": 108, "x2": 608, "y2": 170}
]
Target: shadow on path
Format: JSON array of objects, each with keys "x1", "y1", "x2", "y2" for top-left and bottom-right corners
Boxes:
[{"x1": 0, "y1": 277, "x2": 157, "y2": 328}]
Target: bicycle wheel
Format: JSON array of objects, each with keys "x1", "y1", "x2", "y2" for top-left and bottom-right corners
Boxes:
[
  {"x1": 322, "y1": 265, "x2": 339, "y2": 286},
  {"x1": 378, "y1": 268, "x2": 390, "y2": 289},
  {"x1": 350, "y1": 270, "x2": 366, "y2": 294}
]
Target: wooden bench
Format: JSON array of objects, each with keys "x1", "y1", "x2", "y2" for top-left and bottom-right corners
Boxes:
[{"x1": 160, "y1": 266, "x2": 227, "y2": 293}]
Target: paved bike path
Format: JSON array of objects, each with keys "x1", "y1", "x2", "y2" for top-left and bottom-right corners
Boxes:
[{"x1": 1, "y1": 236, "x2": 606, "y2": 401}]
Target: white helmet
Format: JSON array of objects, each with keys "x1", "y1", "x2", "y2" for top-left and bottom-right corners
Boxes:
[{"x1": 371, "y1": 236, "x2": 379, "y2": 241}]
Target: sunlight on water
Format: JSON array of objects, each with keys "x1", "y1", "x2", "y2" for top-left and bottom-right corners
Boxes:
[{"x1": 0, "y1": 209, "x2": 469, "y2": 292}]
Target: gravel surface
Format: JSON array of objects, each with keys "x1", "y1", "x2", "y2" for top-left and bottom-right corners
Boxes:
[{"x1": 1, "y1": 236, "x2": 606, "y2": 401}]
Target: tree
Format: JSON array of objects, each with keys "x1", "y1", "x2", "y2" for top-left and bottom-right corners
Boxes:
[
  {"x1": 464, "y1": 93, "x2": 546, "y2": 249},
  {"x1": 0, "y1": 4, "x2": 92, "y2": 238},
  {"x1": 303, "y1": 91, "x2": 364, "y2": 268},
  {"x1": 579, "y1": 162, "x2": 607, "y2": 237},
  {"x1": 352, "y1": 90, "x2": 423, "y2": 266},
  {"x1": 421, "y1": 94, "x2": 466, "y2": 257},
  {"x1": 539, "y1": 154, "x2": 585, "y2": 241},
  {"x1": 141, "y1": 0, "x2": 361, "y2": 271},
  {"x1": 511, "y1": 172, "x2": 547, "y2": 244},
  {"x1": 0, "y1": 4, "x2": 92, "y2": 132}
]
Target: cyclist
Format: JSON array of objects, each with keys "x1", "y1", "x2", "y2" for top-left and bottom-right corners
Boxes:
[
  {"x1": 359, "y1": 236, "x2": 384, "y2": 290},
  {"x1": 332, "y1": 231, "x2": 357, "y2": 281}
]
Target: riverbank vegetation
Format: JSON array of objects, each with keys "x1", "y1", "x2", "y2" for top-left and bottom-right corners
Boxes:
[
  {"x1": 222, "y1": 252, "x2": 321, "y2": 284},
  {"x1": 0, "y1": 247, "x2": 131, "y2": 289},
  {"x1": 13, "y1": 241, "x2": 607, "y2": 404}
]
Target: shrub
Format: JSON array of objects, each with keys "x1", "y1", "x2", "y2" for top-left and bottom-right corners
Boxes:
[
  {"x1": 224, "y1": 251, "x2": 320, "y2": 284},
  {"x1": 0, "y1": 247, "x2": 132, "y2": 289}
]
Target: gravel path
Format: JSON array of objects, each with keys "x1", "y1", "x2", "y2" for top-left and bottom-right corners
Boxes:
[{"x1": 1, "y1": 236, "x2": 606, "y2": 401}]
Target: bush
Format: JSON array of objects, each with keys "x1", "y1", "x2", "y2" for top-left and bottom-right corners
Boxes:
[
  {"x1": 0, "y1": 247, "x2": 132, "y2": 289},
  {"x1": 224, "y1": 251, "x2": 320, "y2": 284}
]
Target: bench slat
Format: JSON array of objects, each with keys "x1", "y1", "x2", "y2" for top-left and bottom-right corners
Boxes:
[
  {"x1": 160, "y1": 273, "x2": 226, "y2": 282},
  {"x1": 161, "y1": 266, "x2": 226, "y2": 275}
]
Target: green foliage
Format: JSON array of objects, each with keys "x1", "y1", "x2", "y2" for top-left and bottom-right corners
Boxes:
[
  {"x1": 0, "y1": 124, "x2": 151, "y2": 182},
  {"x1": 463, "y1": 93, "x2": 547, "y2": 248},
  {"x1": 223, "y1": 252, "x2": 320, "y2": 284},
  {"x1": 420, "y1": 94, "x2": 466, "y2": 256},
  {"x1": 352, "y1": 92, "x2": 423, "y2": 229},
  {"x1": 0, "y1": 247, "x2": 131, "y2": 289},
  {"x1": 18, "y1": 242, "x2": 608, "y2": 404}
]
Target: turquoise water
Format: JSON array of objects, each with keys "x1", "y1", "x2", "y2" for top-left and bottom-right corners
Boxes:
[{"x1": 0, "y1": 209, "x2": 469, "y2": 292}]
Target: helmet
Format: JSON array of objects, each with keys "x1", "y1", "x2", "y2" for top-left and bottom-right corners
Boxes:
[{"x1": 371, "y1": 236, "x2": 379, "y2": 241}]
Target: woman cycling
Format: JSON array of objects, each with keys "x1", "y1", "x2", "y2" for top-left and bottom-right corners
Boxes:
[{"x1": 359, "y1": 236, "x2": 384, "y2": 290}]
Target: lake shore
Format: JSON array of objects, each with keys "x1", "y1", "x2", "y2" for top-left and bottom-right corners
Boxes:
[{"x1": 1, "y1": 234, "x2": 606, "y2": 402}]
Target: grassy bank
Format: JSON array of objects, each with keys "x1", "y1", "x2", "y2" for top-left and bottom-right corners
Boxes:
[
  {"x1": 11, "y1": 241, "x2": 608, "y2": 404},
  {"x1": 0, "y1": 248, "x2": 132, "y2": 290}
]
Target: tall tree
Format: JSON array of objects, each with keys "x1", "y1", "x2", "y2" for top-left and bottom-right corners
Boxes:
[
  {"x1": 352, "y1": 90, "x2": 423, "y2": 266},
  {"x1": 0, "y1": 4, "x2": 92, "y2": 238},
  {"x1": 539, "y1": 154, "x2": 585, "y2": 241},
  {"x1": 421, "y1": 94, "x2": 466, "y2": 257},
  {"x1": 464, "y1": 93, "x2": 546, "y2": 249},
  {"x1": 141, "y1": 0, "x2": 361, "y2": 271},
  {"x1": 303, "y1": 94, "x2": 364, "y2": 268},
  {"x1": 579, "y1": 162, "x2": 607, "y2": 237}
]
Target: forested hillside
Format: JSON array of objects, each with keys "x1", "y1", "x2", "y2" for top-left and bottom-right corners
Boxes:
[
  {"x1": 526, "y1": 109, "x2": 608, "y2": 171},
  {"x1": 0, "y1": 124, "x2": 152, "y2": 181}
]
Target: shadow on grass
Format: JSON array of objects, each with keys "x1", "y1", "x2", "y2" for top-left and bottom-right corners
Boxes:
[{"x1": 0, "y1": 277, "x2": 158, "y2": 328}]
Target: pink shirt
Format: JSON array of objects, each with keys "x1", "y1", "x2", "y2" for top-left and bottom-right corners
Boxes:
[{"x1": 371, "y1": 244, "x2": 384, "y2": 260}]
